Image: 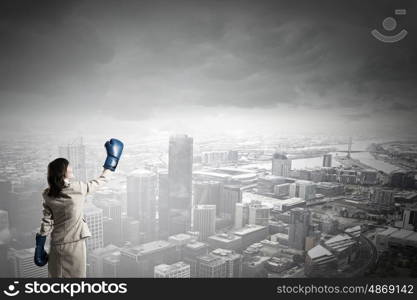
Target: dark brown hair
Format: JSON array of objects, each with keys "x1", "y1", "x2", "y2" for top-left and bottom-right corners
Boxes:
[{"x1": 47, "y1": 158, "x2": 71, "y2": 199}]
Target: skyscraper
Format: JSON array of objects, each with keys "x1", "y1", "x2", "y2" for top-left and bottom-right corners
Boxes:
[
  {"x1": 127, "y1": 169, "x2": 157, "y2": 241},
  {"x1": 288, "y1": 208, "x2": 311, "y2": 251},
  {"x1": 59, "y1": 137, "x2": 87, "y2": 182},
  {"x1": 84, "y1": 203, "x2": 104, "y2": 252},
  {"x1": 197, "y1": 253, "x2": 227, "y2": 278},
  {"x1": 157, "y1": 170, "x2": 170, "y2": 239},
  {"x1": 323, "y1": 154, "x2": 332, "y2": 167},
  {"x1": 271, "y1": 153, "x2": 291, "y2": 177},
  {"x1": 219, "y1": 185, "x2": 242, "y2": 219},
  {"x1": 88, "y1": 244, "x2": 120, "y2": 277},
  {"x1": 192, "y1": 205, "x2": 216, "y2": 241},
  {"x1": 193, "y1": 181, "x2": 223, "y2": 208},
  {"x1": 168, "y1": 134, "x2": 193, "y2": 234},
  {"x1": 9, "y1": 248, "x2": 48, "y2": 277},
  {"x1": 248, "y1": 203, "x2": 270, "y2": 226}
]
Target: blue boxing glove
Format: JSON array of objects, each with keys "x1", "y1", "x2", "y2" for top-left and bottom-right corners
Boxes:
[
  {"x1": 34, "y1": 233, "x2": 48, "y2": 267},
  {"x1": 103, "y1": 138, "x2": 124, "y2": 171}
]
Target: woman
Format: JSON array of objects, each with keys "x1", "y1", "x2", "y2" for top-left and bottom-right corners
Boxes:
[{"x1": 34, "y1": 138, "x2": 123, "y2": 278}]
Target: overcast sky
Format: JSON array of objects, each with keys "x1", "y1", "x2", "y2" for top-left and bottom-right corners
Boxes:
[{"x1": 0, "y1": 0, "x2": 416, "y2": 139}]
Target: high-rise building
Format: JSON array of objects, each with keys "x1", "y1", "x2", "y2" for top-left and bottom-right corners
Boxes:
[
  {"x1": 219, "y1": 185, "x2": 242, "y2": 219},
  {"x1": 402, "y1": 204, "x2": 417, "y2": 231},
  {"x1": 193, "y1": 181, "x2": 223, "y2": 209},
  {"x1": 94, "y1": 199, "x2": 122, "y2": 246},
  {"x1": 371, "y1": 188, "x2": 395, "y2": 210},
  {"x1": 274, "y1": 183, "x2": 291, "y2": 198},
  {"x1": 234, "y1": 203, "x2": 249, "y2": 229},
  {"x1": 322, "y1": 154, "x2": 332, "y2": 168},
  {"x1": 154, "y1": 261, "x2": 191, "y2": 278},
  {"x1": 88, "y1": 244, "x2": 120, "y2": 277},
  {"x1": 248, "y1": 203, "x2": 270, "y2": 226},
  {"x1": 168, "y1": 135, "x2": 193, "y2": 235},
  {"x1": 9, "y1": 248, "x2": 48, "y2": 277},
  {"x1": 272, "y1": 153, "x2": 291, "y2": 177},
  {"x1": 84, "y1": 203, "x2": 104, "y2": 252},
  {"x1": 118, "y1": 240, "x2": 178, "y2": 277},
  {"x1": 210, "y1": 248, "x2": 242, "y2": 278},
  {"x1": 157, "y1": 170, "x2": 170, "y2": 239},
  {"x1": 233, "y1": 225, "x2": 269, "y2": 250},
  {"x1": 127, "y1": 169, "x2": 157, "y2": 241},
  {"x1": 290, "y1": 180, "x2": 316, "y2": 201},
  {"x1": 121, "y1": 214, "x2": 142, "y2": 246},
  {"x1": 183, "y1": 241, "x2": 209, "y2": 277},
  {"x1": 59, "y1": 137, "x2": 87, "y2": 182},
  {"x1": 192, "y1": 205, "x2": 216, "y2": 241},
  {"x1": 197, "y1": 253, "x2": 227, "y2": 278},
  {"x1": 288, "y1": 208, "x2": 311, "y2": 250}
]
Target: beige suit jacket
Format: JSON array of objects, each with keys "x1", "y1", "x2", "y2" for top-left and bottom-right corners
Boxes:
[{"x1": 38, "y1": 169, "x2": 112, "y2": 245}]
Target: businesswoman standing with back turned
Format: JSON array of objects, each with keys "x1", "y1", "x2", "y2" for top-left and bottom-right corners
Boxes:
[{"x1": 33, "y1": 138, "x2": 124, "y2": 278}]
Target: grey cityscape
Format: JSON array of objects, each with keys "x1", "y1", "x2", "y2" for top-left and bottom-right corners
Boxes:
[{"x1": 1, "y1": 0, "x2": 417, "y2": 278}]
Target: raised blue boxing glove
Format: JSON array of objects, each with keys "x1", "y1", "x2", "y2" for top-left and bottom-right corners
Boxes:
[
  {"x1": 34, "y1": 233, "x2": 48, "y2": 267},
  {"x1": 103, "y1": 138, "x2": 124, "y2": 171}
]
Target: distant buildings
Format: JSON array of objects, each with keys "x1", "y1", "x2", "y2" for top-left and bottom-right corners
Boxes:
[
  {"x1": 59, "y1": 137, "x2": 87, "y2": 182},
  {"x1": 168, "y1": 135, "x2": 193, "y2": 235},
  {"x1": 274, "y1": 183, "x2": 291, "y2": 198},
  {"x1": 402, "y1": 204, "x2": 417, "y2": 231},
  {"x1": 84, "y1": 203, "x2": 104, "y2": 252},
  {"x1": 127, "y1": 169, "x2": 157, "y2": 241},
  {"x1": 272, "y1": 153, "x2": 291, "y2": 177},
  {"x1": 288, "y1": 208, "x2": 310, "y2": 250},
  {"x1": 154, "y1": 261, "x2": 191, "y2": 278},
  {"x1": 211, "y1": 248, "x2": 242, "y2": 278},
  {"x1": 376, "y1": 227, "x2": 417, "y2": 251},
  {"x1": 322, "y1": 154, "x2": 332, "y2": 168},
  {"x1": 289, "y1": 180, "x2": 316, "y2": 201},
  {"x1": 119, "y1": 240, "x2": 178, "y2": 277},
  {"x1": 370, "y1": 188, "x2": 394, "y2": 210},
  {"x1": 183, "y1": 241, "x2": 209, "y2": 277},
  {"x1": 88, "y1": 244, "x2": 120, "y2": 277},
  {"x1": 192, "y1": 205, "x2": 216, "y2": 241},
  {"x1": 197, "y1": 253, "x2": 227, "y2": 278},
  {"x1": 8, "y1": 248, "x2": 48, "y2": 277}
]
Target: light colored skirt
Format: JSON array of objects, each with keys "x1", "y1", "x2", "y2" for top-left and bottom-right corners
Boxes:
[{"x1": 48, "y1": 238, "x2": 87, "y2": 278}]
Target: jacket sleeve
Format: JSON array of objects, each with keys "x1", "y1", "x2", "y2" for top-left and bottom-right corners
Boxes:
[
  {"x1": 80, "y1": 168, "x2": 112, "y2": 196},
  {"x1": 39, "y1": 199, "x2": 54, "y2": 236}
]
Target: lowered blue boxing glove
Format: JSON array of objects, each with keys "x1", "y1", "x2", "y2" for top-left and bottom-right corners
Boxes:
[
  {"x1": 34, "y1": 233, "x2": 48, "y2": 267},
  {"x1": 103, "y1": 138, "x2": 124, "y2": 171}
]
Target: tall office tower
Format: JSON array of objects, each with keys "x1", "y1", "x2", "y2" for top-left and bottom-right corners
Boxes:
[
  {"x1": 402, "y1": 205, "x2": 417, "y2": 231},
  {"x1": 88, "y1": 244, "x2": 120, "y2": 277},
  {"x1": 84, "y1": 203, "x2": 104, "y2": 252},
  {"x1": 121, "y1": 214, "x2": 141, "y2": 246},
  {"x1": 197, "y1": 253, "x2": 227, "y2": 278},
  {"x1": 127, "y1": 169, "x2": 157, "y2": 241},
  {"x1": 322, "y1": 154, "x2": 332, "y2": 167},
  {"x1": 94, "y1": 199, "x2": 122, "y2": 246},
  {"x1": 288, "y1": 208, "x2": 311, "y2": 251},
  {"x1": 157, "y1": 170, "x2": 169, "y2": 239},
  {"x1": 298, "y1": 181, "x2": 316, "y2": 202},
  {"x1": 211, "y1": 248, "x2": 242, "y2": 278},
  {"x1": 248, "y1": 203, "x2": 270, "y2": 226},
  {"x1": 0, "y1": 180, "x2": 12, "y2": 212},
  {"x1": 118, "y1": 240, "x2": 178, "y2": 277},
  {"x1": 0, "y1": 210, "x2": 10, "y2": 277},
  {"x1": 183, "y1": 241, "x2": 209, "y2": 277},
  {"x1": 219, "y1": 185, "x2": 242, "y2": 219},
  {"x1": 193, "y1": 181, "x2": 223, "y2": 208},
  {"x1": 290, "y1": 180, "x2": 316, "y2": 201},
  {"x1": 271, "y1": 153, "x2": 291, "y2": 177},
  {"x1": 9, "y1": 248, "x2": 48, "y2": 277},
  {"x1": 59, "y1": 137, "x2": 87, "y2": 182},
  {"x1": 192, "y1": 205, "x2": 216, "y2": 241},
  {"x1": 274, "y1": 183, "x2": 291, "y2": 198},
  {"x1": 371, "y1": 188, "x2": 395, "y2": 210},
  {"x1": 168, "y1": 134, "x2": 193, "y2": 235},
  {"x1": 234, "y1": 203, "x2": 249, "y2": 229},
  {"x1": 154, "y1": 261, "x2": 191, "y2": 278}
]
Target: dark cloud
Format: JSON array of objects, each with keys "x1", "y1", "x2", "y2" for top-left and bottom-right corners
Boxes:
[{"x1": 0, "y1": 0, "x2": 416, "y2": 135}]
